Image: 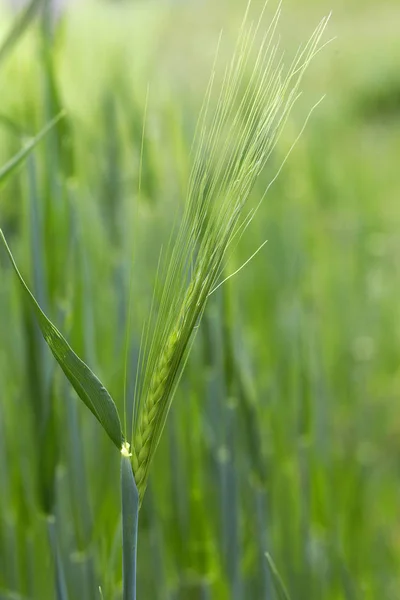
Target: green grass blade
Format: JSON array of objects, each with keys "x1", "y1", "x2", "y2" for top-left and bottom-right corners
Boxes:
[
  {"x1": 37, "y1": 386, "x2": 59, "y2": 513},
  {"x1": 66, "y1": 390, "x2": 93, "y2": 550},
  {"x1": 121, "y1": 452, "x2": 139, "y2": 600},
  {"x1": 0, "y1": 112, "x2": 64, "y2": 186},
  {"x1": 0, "y1": 0, "x2": 45, "y2": 66},
  {"x1": 265, "y1": 553, "x2": 291, "y2": 600},
  {"x1": 0, "y1": 231, "x2": 124, "y2": 450},
  {"x1": 47, "y1": 517, "x2": 69, "y2": 600}
]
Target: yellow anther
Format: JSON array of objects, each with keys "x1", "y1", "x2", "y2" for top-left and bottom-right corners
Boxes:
[{"x1": 121, "y1": 441, "x2": 132, "y2": 457}]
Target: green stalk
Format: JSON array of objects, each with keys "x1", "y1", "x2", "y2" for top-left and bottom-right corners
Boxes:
[
  {"x1": 121, "y1": 451, "x2": 139, "y2": 600},
  {"x1": 65, "y1": 389, "x2": 97, "y2": 599},
  {"x1": 47, "y1": 517, "x2": 69, "y2": 600}
]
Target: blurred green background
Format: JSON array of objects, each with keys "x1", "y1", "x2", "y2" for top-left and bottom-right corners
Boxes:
[{"x1": 0, "y1": 0, "x2": 400, "y2": 598}]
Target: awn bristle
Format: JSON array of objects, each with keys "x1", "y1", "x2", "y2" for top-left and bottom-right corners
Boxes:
[{"x1": 130, "y1": 3, "x2": 330, "y2": 503}]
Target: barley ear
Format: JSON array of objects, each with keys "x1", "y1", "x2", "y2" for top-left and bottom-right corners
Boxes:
[{"x1": 131, "y1": 7, "x2": 331, "y2": 504}]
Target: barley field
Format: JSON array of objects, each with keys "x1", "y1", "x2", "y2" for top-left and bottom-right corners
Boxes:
[{"x1": 0, "y1": 1, "x2": 400, "y2": 599}]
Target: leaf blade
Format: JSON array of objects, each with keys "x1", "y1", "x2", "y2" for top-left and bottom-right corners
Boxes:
[
  {"x1": 265, "y1": 553, "x2": 292, "y2": 600},
  {"x1": 0, "y1": 112, "x2": 65, "y2": 186},
  {"x1": 0, "y1": 230, "x2": 123, "y2": 450}
]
